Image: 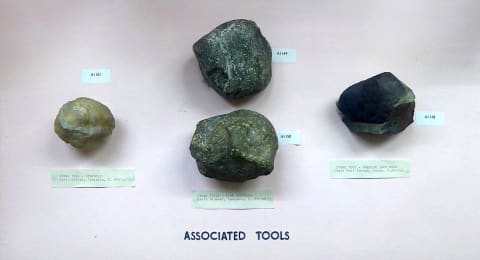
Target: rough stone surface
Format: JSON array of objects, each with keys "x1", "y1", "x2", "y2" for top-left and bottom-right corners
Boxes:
[
  {"x1": 54, "y1": 97, "x2": 115, "y2": 149},
  {"x1": 337, "y1": 72, "x2": 415, "y2": 135},
  {"x1": 193, "y1": 19, "x2": 272, "y2": 100},
  {"x1": 190, "y1": 110, "x2": 278, "y2": 182}
]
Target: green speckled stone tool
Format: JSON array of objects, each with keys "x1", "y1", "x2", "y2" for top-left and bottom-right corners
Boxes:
[
  {"x1": 193, "y1": 19, "x2": 272, "y2": 100},
  {"x1": 190, "y1": 110, "x2": 278, "y2": 182}
]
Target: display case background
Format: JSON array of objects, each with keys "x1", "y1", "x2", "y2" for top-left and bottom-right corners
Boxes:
[{"x1": 1, "y1": 0, "x2": 479, "y2": 259}]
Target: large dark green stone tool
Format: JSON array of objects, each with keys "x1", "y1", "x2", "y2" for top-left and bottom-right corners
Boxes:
[
  {"x1": 337, "y1": 72, "x2": 415, "y2": 135},
  {"x1": 54, "y1": 97, "x2": 115, "y2": 150},
  {"x1": 193, "y1": 19, "x2": 272, "y2": 100},
  {"x1": 190, "y1": 110, "x2": 278, "y2": 182}
]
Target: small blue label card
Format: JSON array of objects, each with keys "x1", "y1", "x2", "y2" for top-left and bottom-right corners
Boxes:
[
  {"x1": 277, "y1": 130, "x2": 301, "y2": 146},
  {"x1": 415, "y1": 111, "x2": 445, "y2": 126},
  {"x1": 81, "y1": 69, "x2": 111, "y2": 84},
  {"x1": 272, "y1": 48, "x2": 297, "y2": 63}
]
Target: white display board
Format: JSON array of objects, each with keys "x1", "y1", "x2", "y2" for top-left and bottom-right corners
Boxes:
[{"x1": 1, "y1": 1, "x2": 479, "y2": 259}]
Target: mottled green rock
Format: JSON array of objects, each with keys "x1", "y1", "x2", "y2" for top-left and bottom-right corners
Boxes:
[
  {"x1": 54, "y1": 97, "x2": 115, "y2": 149},
  {"x1": 193, "y1": 19, "x2": 272, "y2": 100},
  {"x1": 337, "y1": 72, "x2": 415, "y2": 135},
  {"x1": 190, "y1": 110, "x2": 278, "y2": 182}
]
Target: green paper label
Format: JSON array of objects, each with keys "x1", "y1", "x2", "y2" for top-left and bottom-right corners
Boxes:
[
  {"x1": 51, "y1": 169, "x2": 135, "y2": 188},
  {"x1": 192, "y1": 190, "x2": 274, "y2": 209},
  {"x1": 329, "y1": 160, "x2": 410, "y2": 179}
]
